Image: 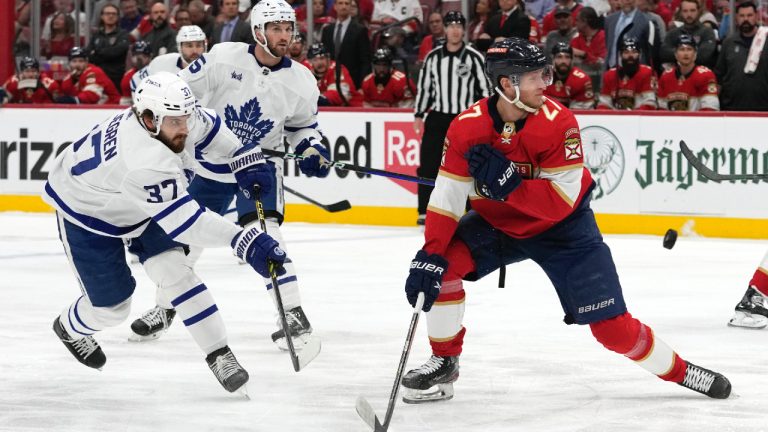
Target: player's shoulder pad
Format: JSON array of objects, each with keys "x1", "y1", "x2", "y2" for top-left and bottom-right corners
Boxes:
[
  {"x1": 448, "y1": 100, "x2": 496, "y2": 144},
  {"x1": 287, "y1": 59, "x2": 322, "y2": 97}
]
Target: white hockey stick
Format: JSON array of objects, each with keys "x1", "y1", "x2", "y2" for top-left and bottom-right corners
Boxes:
[
  {"x1": 254, "y1": 188, "x2": 321, "y2": 371},
  {"x1": 356, "y1": 292, "x2": 425, "y2": 432}
]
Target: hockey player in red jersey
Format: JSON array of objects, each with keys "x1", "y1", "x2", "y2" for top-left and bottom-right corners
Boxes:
[
  {"x1": 361, "y1": 47, "x2": 416, "y2": 108},
  {"x1": 544, "y1": 42, "x2": 595, "y2": 109},
  {"x1": 57, "y1": 47, "x2": 121, "y2": 105},
  {"x1": 120, "y1": 41, "x2": 152, "y2": 104},
  {"x1": 400, "y1": 37, "x2": 731, "y2": 404},
  {"x1": 597, "y1": 37, "x2": 657, "y2": 110},
  {"x1": 307, "y1": 42, "x2": 363, "y2": 107},
  {"x1": 0, "y1": 57, "x2": 59, "y2": 104},
  {"x1": 657, "y1": 34, "x2": 719, "y2": 111}
]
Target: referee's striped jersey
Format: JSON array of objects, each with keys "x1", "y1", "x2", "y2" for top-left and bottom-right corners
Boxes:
[{"x1": 415, "y1": 43, "x2": 491, "y2": 118}]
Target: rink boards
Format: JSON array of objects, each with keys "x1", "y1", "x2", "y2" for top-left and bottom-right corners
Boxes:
[{"x1": 1, "y1": 105, "x2": 767, "y2": 238}]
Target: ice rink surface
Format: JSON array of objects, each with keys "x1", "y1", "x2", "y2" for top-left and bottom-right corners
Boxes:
[{"x1": 1, "y1": 212, "x2": 767, "y2": 432}]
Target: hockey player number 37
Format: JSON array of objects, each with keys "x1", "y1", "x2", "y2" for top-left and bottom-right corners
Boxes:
[
  {"x1": 70, "y1": 131, "x2": 103, "y2": 176},
  {"x1": 144, "y1": 179, "x2": 179, "y2": 203}
]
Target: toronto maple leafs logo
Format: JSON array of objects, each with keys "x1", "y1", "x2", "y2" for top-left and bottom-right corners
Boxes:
[{"x1": 224, "y1": 97, "x2": 274, "y2": 146}]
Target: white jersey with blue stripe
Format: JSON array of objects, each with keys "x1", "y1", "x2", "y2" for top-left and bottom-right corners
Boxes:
[
  {"x1": 178, "y1": 42, "x2": 324, "y2": 155},
  {"x1": 43, "y1": 107, "x2": 244, "y2": 246},
  {"x1": 130, "y1": 53, "x2": 185, "y2": 95}
]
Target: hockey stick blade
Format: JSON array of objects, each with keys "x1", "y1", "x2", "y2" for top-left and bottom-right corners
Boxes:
[
  {"x1": 283, "y1": 185, "x2": 351, "y2": 213},
  {"x1": 680, "y1": 140, "x2": 768, "y2": 182},
  {"x1": 355, "y1": 293, "x2": 425, "y2": 432},
  {"x1": 296, "y1": 335, "x2": 322, "y2": 370}
]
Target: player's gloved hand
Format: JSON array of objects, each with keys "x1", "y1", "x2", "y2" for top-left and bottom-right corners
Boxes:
[
  {"x1": 405, "y1": 250, "x2": 448, "y2": 312},
  {"x1": 466, "y1": 144, "x2": 521, "y2": 201},
  {"x1": 295, "y1": 139, "x2": 331, "y2": 178},
  {"x1": 55, "y1": 95, "x2": 79, "y2": 104},
  {"x1": 229, "y1": 144, "x2": 274, "y2": 199},
  {"x1": 231, "y1": 227, "x2": 287, "y2": 278}
]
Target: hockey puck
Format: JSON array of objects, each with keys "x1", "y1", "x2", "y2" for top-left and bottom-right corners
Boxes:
[{"x1": 663, "y1": 229, "x2": 678, "y2": 249}]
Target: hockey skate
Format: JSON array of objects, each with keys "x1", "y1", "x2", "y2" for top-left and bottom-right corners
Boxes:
[
  {"x1": 678, "y1": 361, "x2": 731, "y2": 399},
  {"x1": 129, "y1": 306, "x2": 176, "y2": 341},
  {"x1": 401, "y1": 355, "x2": 459, "y2": 403},
  {"x1": 206, "y1": 346, "x2": 250, "y2": 396},
  {"x1": 728, "y1": 287, "x2": 768, "y2": 329},
  {"x1": 52, "y1": 317, "x2": 106, "y2": 370},
  {"x1": 271, "y1": 306, "x2": 313, "y2": 351}
]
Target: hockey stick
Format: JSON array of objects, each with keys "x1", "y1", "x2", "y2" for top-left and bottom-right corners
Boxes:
[
  {"x1": 284, "y1": 185, "x2": 351, "y2": 212},
  {"x1": 253, "y1": 187, "x2": 321, "y2": 371},
  {"x1": 263, "y1": 148, "x2": 436, "y2": 186},
  {"x1": 680, "y1": 140, "x2": 768, "y2": 182},
  {"x1": 355, "y1": 292, "x2": 425, "y2": 432}
]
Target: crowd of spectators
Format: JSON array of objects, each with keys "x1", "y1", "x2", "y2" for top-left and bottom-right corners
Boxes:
[{"x1": 5, "y1": 0, "x2": 768, "y2": 110}]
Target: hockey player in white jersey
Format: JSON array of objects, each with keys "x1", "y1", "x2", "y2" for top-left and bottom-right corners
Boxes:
[
  {"x1": 45, "y1": 72, "x2": 281, "y2": 395},
  {"x1": 130, "y1": 0, "x2": 329, "y2": 352},
  {"x1": 129, "y1": 25, "x2": 207, "y2": 97}
]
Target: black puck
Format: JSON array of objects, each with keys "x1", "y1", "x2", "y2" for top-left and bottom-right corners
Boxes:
[{"x1": 663, "y1": 229, "x2": 678, "y2": 249}]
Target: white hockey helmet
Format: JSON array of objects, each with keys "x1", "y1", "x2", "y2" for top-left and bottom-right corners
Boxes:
[
  {"x1": 133, "y1": 72, "x2": 196, "y2": 136},
  {"x1": 176, "y1": 25, "x2": 207, "y2": 54},
  {"x1": 250, "y1": 0, "x2": 296, "y2": 55}
]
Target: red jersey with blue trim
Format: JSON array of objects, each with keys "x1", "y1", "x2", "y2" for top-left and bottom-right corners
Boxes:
[
  {"x1": 657, "y1": 65, "x2": 719, "y2": 111},
  {"x1": 423, "y1": 95, "x2": 593, "y2": 255}
]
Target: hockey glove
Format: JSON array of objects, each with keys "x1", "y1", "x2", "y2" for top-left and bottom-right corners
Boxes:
[
  {"x1": 55, "y1": 95, "x2": 79, "y2": 104},
  {"x1": 295, "y1": 139, "x2": 331, "y2": 178},
  {"x1": 466, "y1": 144, "x2": 522, "y2": 201},
  {"x1": 405, "y1": 250, "x2": 448, "y2": 312},
  {"x1": 231, "y1": 227, "x2": 287, "y2": 278},
  {"x1": 229, "y1": 144, "x2": 274, "y2": 199}
]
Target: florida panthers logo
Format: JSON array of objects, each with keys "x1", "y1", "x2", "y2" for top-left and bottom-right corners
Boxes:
[{"x1": 224, "y1": 97, "x2": 274, "y2": 146}]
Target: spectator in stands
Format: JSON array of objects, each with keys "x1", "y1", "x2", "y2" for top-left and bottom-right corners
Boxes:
[
  {"x1": 86, "y1": 4, "x2": 130, "y2": 92},
  {"x1": 604, "y1": 0, "x2": 661, "y2": 69},
  {"x1": 483, "y1": 0, "x2": 530, "y2": 42},
  {"x1": 143, "y1": 1, "x2": 177, "y2": 56},
  {"x1": 120, "y1": 0, "x2": 144, "y2": 33},
  {"x1": 188, "y1": 0, "x2": 215, "y2": 41},
  {"x1": 307, "y1": 42, "x2": 363, "y2": 106},
  {"x1": 175, "y1": 7, "x2": 193, "y2": 29},
  {"x1": 526, "y1": 0, "x2": 556, "y2": 23},
  {"x1": 348, "y1": 0, "x2": 376, "y2": 24},
  {"x1": 361, "y1": 47, "x2": 416, "y2": 107},
  {"x1": 544, "y1": 42, "x2": 596, "y2": 109},
  {"x1": 321, "y1": 0, "x2": 371, "y2": 87},
  {"x1": 371, "y1": 0, "x2": 424, "y2": 36},
  {"x1": 42, "y1": 12, "x2": 80, "y2": 59},
  {"x1": 541, "y1": 0, "x2": 583, "y2": 36},
  {"x1": 661, "y1": 0, "x2": 718, "y2": 68},
  {"x1": 212, "y1": 0, "x2": 253, "y2": 44},
  {"x1": 120, "y1": 40, "x2": 152, "y2": 104},
  {"x1": 636, "y1": 0, "x2": 667, "y2": 40},
  {"x1": 658, "y1": 34, "x2": 719, "y2": 110},
  {"x1": 571, "y1": 6, "x2": 606, "y2": 91},
  {"x1": 0, "y1": 57, "x2": 60, "y2": 105},
  {"x1": 297, "y1": 0, "x2": 334, "y2": 42},
  {"x1": 467, "y1": 0, "x2": 495, "y2": 44},
  {"x1": 289, "y1": 33, "x2": 308, "y2": 64},
  {"x1": 418, "y1": 12, "x2": 446, "y2": 64},
  {"x1": 716, "y1": 1, "x2": 768, "y2": 111},
  {"x1": 56, "y1": 47, "x2": 121, "y2": 104},
  {"x1": 544, "y1": 6, "x2": 578, "y2": 55},
  {"x1": 42, "y1": 0, "x2": 88, "y2": 45},
  {"x1": 598, "y1": 37, "x2": 658, "y2": 109}
]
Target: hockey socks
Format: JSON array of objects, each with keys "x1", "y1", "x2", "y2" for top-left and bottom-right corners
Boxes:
[{"x1": 426, "y1": 280, "x2": 466, "y2": 357}]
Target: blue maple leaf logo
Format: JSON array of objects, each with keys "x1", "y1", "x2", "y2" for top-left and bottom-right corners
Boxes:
[{"x1": 224, "y1": 97, "x2": 274, "y2": 146}]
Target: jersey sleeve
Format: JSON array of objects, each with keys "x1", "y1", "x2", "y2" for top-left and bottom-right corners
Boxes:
[
  {"x1": 568, "y1": 69, "x2": 595, "y2": 110},
  {"x1": 178, "y1": 49, "x2": 219, "y2": 101},
  {"x1": 597, "y1": 70, "x2": 615, "y2": 109},
  {"x1": 696, "y1": 68, "x2": 720, "y2": 111},
  {"x1": 285, "y1": 68, "x2": 324, "y2": 149},
  {"x1": 634, "y1": 69, "x2": 658, "y2": 110},
  {"x1": 123, "y1": 166, "x2": 241, "y2": 247},
  {"x1": 76, "y1": 70, "x2": 105, "y2": 104},
  {"x1": 189, "y1": 107, "x2": 244, "y2": 175},
  {"x1": 656, "y1": 72, "x2": 670, "y2": 110}
]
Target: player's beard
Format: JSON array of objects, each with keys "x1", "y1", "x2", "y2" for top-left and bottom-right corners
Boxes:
[
  {"x1": 374, "y1": 71, "x2": 390, "y2": 86},
  {"x1": 555, "y1": 63, "x2": 570, "y2": 79},
  {"x1": 267, "y1": 39, "x2": 289, "y2": 58},
  {"x1": 620, "y1": 58, "x2": 639, "y2": 77},
  {"x1": 158, "y1": 131, "x2": 187, "y2": 153}
]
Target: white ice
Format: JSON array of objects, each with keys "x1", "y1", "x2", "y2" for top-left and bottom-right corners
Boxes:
[{"x1": 1, "y1": 212, "x2": 767, "y2": 432}]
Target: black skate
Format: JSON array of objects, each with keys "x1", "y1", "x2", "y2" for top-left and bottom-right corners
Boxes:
[
  {"x1": 129, "y1": 306, "x2": 176, "y2": 341},
  {"x1": 728, "y1": 287, "x2": 768, "y2": 329},
  {"x1": 401, "y1": 355, "x2": 459, "y2": 403},
  {"x1": 52, "y1": 317, "x2": 106, "y2": 370},
  {"x1": 271, "y1": 306, "x2": 313, "y2": 351},
  {"x1": 206, "y1": 346, "x2": 249, "y2": 395},
  {"x1": 678, "y1": 361, "x2": 731, "y2": 399}
]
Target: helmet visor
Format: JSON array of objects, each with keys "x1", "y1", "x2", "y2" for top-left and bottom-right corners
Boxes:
[{"x1": 510, "y1": 65, "x2": 554, "y2": 87}]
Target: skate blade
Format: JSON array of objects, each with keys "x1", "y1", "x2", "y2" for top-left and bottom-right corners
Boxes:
[
  {"x1": 402, "y1": 383, "x2": 454, "y2": 404},
  {"x1": 728, "y1": 311, "x2": 768, "y2": 329},
  {"x1": 128, "y1": 331, "x2": 164, "y2": 342},
  {"x1": 236, "y1": 383, "x2": 250, "y2": 400},
  {"x1": 274, "y1": 333, "x2": 312, "y2": 352}
]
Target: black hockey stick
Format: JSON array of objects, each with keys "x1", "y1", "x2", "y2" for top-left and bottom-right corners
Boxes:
[
  {"x1": 253, "y1": 187, "x2": 321, "y2": 372},
  {"x1": 284, "y1": 185, "x2": 351, "y2": 212},
  {"x1": 680, "y1": 140, "x2": 768, "y2": 182},
  {"x1": 355, "y1": 292, "x2": 425, "y2": 432},
  {"x1": 263, "y1": 148, "x2": 436, "y2": 186}
]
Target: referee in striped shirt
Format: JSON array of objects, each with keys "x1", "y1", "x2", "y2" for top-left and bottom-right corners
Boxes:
[{"x1": 414, "y1": 10, "x2": 490, "y2": 225}]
